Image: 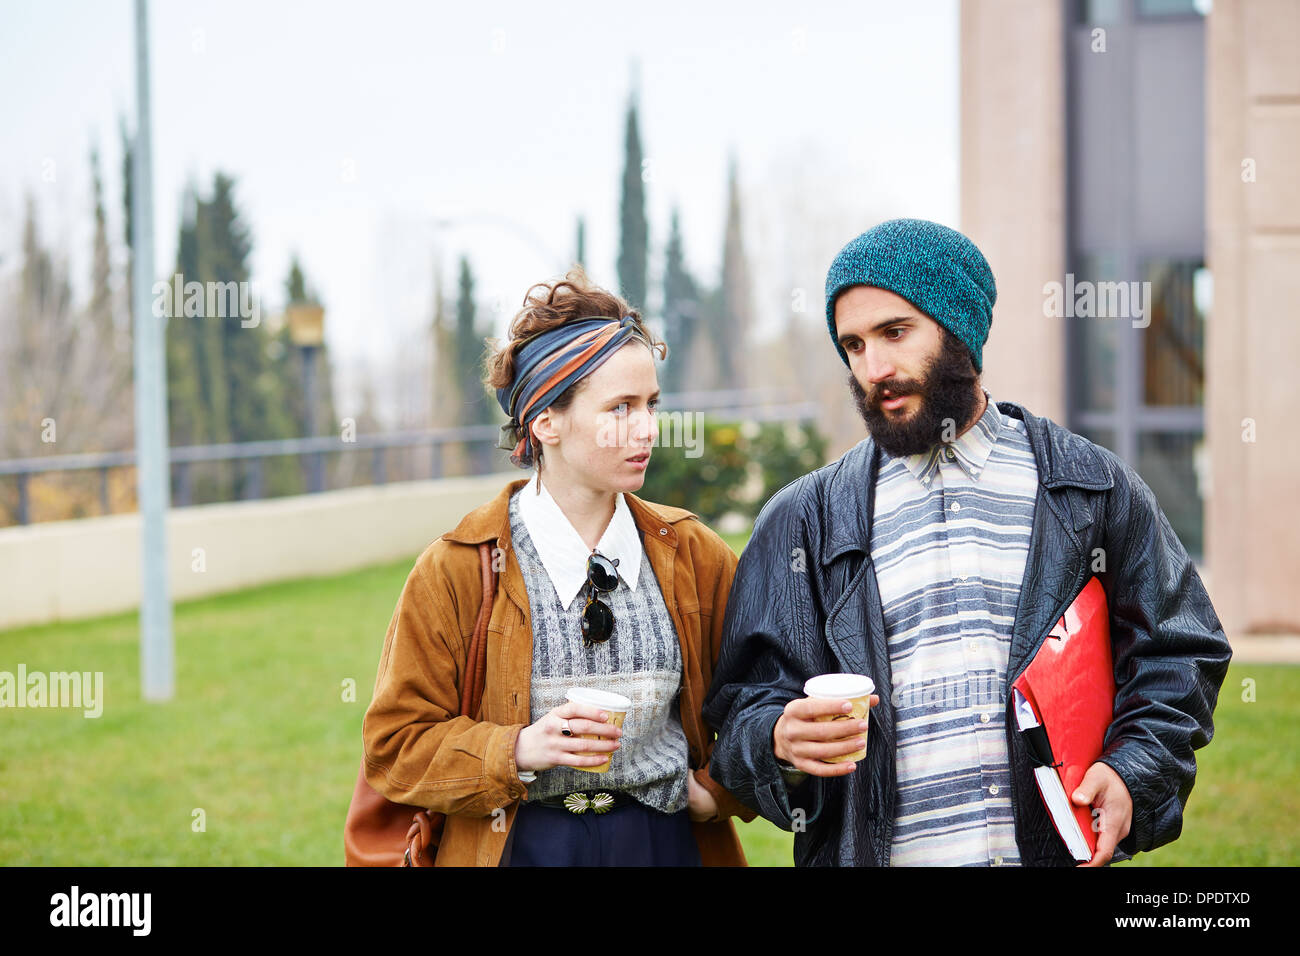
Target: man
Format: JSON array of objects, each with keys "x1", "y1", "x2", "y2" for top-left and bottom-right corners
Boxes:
[{"x1": 703, "y1": 219, "x2": 1231, "y2": 866}]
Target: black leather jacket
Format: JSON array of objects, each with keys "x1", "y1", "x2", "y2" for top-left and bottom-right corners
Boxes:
[{"x1": 703, "y1": 401, "x2": 1231, "y2": 866}]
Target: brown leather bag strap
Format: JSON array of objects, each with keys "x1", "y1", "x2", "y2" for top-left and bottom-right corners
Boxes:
[
  {"x1": 348, "y1": 539, "x2": 502, "y2": 867},
  {"x1": 405, "y1": 541, "x2": 498, "y2": 867},
  {"x1": 459, "y1": 542, "x2": 498, "y2": 719}
]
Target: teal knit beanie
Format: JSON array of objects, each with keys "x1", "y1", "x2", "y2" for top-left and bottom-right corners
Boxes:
[{"x1": 824, "y1": 218, "x2": 997, "y2": 372}]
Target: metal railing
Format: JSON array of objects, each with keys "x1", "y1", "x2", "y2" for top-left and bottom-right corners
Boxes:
[{"x1": 0, "y1": 389, "x2": 822, "y2": 526}]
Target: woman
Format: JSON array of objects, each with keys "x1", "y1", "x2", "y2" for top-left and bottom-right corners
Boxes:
[{"x1": 361, "y1": 267, "x2": 753, "y2": 865}]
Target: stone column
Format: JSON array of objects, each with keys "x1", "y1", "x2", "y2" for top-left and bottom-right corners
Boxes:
[
  {"x1": 959, "y1": 0, "x2": 1067, "y2": 423},
  {"x1": 1205, "y1": 0, "x2": 1300, "y2": 635}
]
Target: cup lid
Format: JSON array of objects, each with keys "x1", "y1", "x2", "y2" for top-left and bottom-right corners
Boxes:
[
  {"x1": 565, "y1": 687, "x2": 632, "y2": 710},
  {"x1": 803, "y1": 673, "x2": 875, "y2": 699}
]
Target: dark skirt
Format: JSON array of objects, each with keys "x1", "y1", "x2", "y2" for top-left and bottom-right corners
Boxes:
[{"x1": 501, "y1": 798, "x2": 702, "y2": 867}]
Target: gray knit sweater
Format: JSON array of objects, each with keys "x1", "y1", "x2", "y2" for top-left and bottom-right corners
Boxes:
[{"x1": 508, "y1": 490, "x2": 689, "y2": 813}]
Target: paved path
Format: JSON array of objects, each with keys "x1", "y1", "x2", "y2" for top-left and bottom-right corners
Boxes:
[{"x1": 1227, "y1": 635, "x2": 1300, "y2": 663}]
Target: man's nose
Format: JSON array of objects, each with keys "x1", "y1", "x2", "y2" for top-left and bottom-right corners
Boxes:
[{"x1": 860, "y1": 345, "x2": 895, "y2": 385}]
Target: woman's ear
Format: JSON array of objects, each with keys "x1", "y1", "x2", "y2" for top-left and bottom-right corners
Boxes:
[{"x1": 531, "y1": 408, "x2": 562, "y2": 449}]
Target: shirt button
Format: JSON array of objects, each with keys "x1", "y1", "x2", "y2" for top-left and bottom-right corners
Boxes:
[
  {"x1": 659, "y1": 528, "x2": 668, "y2": 536},
  {"x1": 950, "y1": 501, "x2": 961, "y2": 513},
  {"x1": 943, "y1": 447, "x2": 955, "y2": 462},
  {"x1": 989, "y1": 784, "x2": 1000, "y2": 795},
  {"x1": 993, "y1": 855, "x2": 1004, "y2": 866},
  {"x1": 980, "y1": 712, "x2": 990, "y2": 723}
]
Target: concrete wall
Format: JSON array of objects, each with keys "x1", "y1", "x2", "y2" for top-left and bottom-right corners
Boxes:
[
  {"x1": 0, "y1": 473, "x2": 517, "y2": 632},
  {"x1": 1205, "y1": 0, "x2": 1300, "y2": 634},
  {"x1": 959, "y1": 0, "x2": 1068, "y2": 423}
]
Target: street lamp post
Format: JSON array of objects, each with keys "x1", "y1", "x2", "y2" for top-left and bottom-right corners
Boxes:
[
  {"x1": 287, "y1": 302, "x2": 326, "y2": 492},
  {"x1": 132, "y1": 0, "x2": 173, "y2": 701}
]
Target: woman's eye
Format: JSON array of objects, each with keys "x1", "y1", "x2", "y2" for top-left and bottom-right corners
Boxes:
[
  {"x1": 612, "y1": 402, "x2": 628, "y2": 415},
  {"x1": 648, "y1": 399, "x2": 659, "y2": 412}
]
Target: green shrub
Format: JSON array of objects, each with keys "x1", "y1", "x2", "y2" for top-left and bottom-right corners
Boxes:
[{"x1": 638, "y1": 419, "x2": 827, "y2": 524}]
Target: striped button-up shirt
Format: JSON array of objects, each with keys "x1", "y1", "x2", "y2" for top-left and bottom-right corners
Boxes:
[{"x1": 869, "y1": 393, "x2": 1039, "y2": 866}]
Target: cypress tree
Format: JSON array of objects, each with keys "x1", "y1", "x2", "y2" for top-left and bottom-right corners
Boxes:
[
  {"x1": 164, "y1": 188, "x2": 207, "y2": 450},
  {"x1": 617, "y1": 95, "x2": 648, "y2": 312},
  {"x1": 87, "y1": 146, "x2": 132, "y2": 452},
  {"x1": 454, "y1": 256, "x2": 492, "y2": 426},
  {"x1": 164, "y1": 174, "x2": 298, "y2": 499},
  {"x1": 89, "y1": 147, "x2": 113, "y2": 342},
  {"x1": 430, "y1": 257, "x2": 458, "y2": 427},
  {"x1": 119, "y1": 117, "x2": 134, "y2": 315},
  {"x1": 661, "y1": 208, "x2": 699, "y2": 395},
  {"x1": 716, "y1": 157, "x2": 750, "y2": 390}
]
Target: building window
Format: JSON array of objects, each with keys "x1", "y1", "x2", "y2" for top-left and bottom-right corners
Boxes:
[
  {"x1": 1066, "y1": 4, "x2": 1206, "y2": 559},
  {"x1": 1137, "y1": 0, "x2": 1208, "y2": 18},
  {"x1": 1137, "y1": 432, "x2": 1206, "y2": 557},
  {"x1": 1080, "y1": 0, "x2": 1209, "y2": 22},
  {"x1": 1142, "y1": 260, "x2": 1206, "y2": 407},
  {"x1": 1070, "y1": 259, "x2": 1207, "y2": 559}
]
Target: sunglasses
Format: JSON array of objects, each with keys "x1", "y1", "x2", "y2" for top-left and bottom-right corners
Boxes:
[{"x1": 581, "y1": 552, "x2": 620, "y2": 647}]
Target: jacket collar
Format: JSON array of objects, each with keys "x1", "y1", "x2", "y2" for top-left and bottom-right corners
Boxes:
[
  {"x1": 1002, "y1": 401, "x2": 1113, "y2": 492},
  {"x1": 443, "y1": 477, "x2": 698, "y2": 549},
  {"x1": 819, "y1": 399, "x2": 1113, "y2": 567}
]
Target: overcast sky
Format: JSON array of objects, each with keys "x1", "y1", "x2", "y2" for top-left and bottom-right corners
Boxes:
[{"x1": 1, "y1": 0, "x2": 959, "y2": 421}]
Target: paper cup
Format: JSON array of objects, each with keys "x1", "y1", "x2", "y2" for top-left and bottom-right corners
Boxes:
[
  {"x1": 565, "y1": 688, "x2": 631, "y2": 773},
  {"x1": 803, "y1": 673, "x2": 875, "y2": 763}
]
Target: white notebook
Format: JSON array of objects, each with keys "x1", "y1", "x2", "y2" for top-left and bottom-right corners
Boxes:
[{"x1": 1013, "y1": 687, "x2": 1092, "y2": 862}]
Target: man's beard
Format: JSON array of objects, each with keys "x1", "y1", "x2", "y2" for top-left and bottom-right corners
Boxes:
[{"x1": 848, "y1": 332, "x2": 982, "y2": 458}]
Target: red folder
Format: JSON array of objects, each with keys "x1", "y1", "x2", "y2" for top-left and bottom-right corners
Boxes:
[{"x1": 1010, "y1": 576, "x2": 1115, "y2": 862}]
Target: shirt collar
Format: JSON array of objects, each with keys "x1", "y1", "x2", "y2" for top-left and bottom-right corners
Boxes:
[
  {"x1": 515, "y1": 473, "x2": 642, "y2": 611},
  {"x1": 895, "y1": 390, "x2": 1003, "y2": 485}
]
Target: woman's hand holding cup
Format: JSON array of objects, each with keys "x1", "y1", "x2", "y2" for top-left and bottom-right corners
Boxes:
[{"x1": 515, "y1": 700, "x2": 623, "y2": 773}]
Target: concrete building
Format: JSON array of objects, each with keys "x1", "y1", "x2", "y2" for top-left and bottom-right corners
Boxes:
[{"x1": 960, "y1": 0, "x2": 1298, "y2": 638}]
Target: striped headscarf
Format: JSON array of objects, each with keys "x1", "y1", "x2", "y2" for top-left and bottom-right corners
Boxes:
[{"x1": 495, "y1": 315, "x2": 641, "y2": 468}]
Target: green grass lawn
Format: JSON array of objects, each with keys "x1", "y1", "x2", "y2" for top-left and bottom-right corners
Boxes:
[{"x1": 1, "y1": 553, "x2": 1295, "y2": 866}]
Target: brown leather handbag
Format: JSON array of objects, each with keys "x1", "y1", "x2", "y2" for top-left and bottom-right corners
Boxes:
[{"x1": 344, "y1": 542, "x2": 499, "y2": 866}]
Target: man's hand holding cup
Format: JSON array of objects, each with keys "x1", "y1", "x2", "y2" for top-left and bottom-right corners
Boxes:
[{"x1": 774, "y1": 674, "x2": 879, "y2": 777}]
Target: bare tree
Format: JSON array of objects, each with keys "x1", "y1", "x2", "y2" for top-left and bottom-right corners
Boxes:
[{"x1": 0, "y1": 189, "x2": 134, "y2": 522}]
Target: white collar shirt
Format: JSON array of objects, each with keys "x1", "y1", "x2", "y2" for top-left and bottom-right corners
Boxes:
[{"x1": 515, "y1": 473, "x2": 643, "y2": 611}]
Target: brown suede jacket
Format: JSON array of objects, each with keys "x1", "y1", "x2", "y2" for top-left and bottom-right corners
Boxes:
[{"x1": 362, "y1": 478, "x2": 755, "y2": 866}]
